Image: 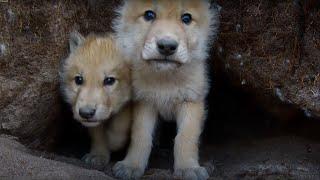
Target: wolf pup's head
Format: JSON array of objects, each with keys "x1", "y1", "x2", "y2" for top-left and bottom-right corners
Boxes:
[
  {"x1": 113, "y1": 0, "x2": 219, "y2": 71},
  {"x1": 60, "y1": 32, "x2": 131, "y2": 127}
]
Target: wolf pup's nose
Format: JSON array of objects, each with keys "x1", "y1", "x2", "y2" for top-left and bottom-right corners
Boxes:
[
  {"x1": 157, "y1": 39, "x2": 178, "y2": 56},
  {"x1": 79, "y1": 107, "x2": 96, "y2": 119}
]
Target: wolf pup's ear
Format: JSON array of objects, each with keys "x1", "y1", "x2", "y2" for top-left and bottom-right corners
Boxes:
[{"x1": 69, "y1": 31, "x2": 85, "y2": 53}]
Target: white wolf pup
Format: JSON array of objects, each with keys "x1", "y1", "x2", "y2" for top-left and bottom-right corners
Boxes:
[
  {"x1": 112, "y1": 0, "x2": 219, "y2": 179},
  {"x1": 60, "y1": 32, "x2": 132, "y2": 167}
]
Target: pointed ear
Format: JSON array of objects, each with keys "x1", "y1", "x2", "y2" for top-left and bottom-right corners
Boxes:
[{"x1": 69, "y1": 31, "x2": 85, "y2": 53}]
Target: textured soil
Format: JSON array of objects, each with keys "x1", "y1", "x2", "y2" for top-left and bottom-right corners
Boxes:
[
  {"x1": 213, "y1": 0, "x2": 320, "y2": 117},
  {"x1": 0, "y1": 0, "x2": 120, "y2": 147},
  {"x1": 2, "y1": 134, "x2": 320, "y2": 179},
  {"x1": 0, "y1": 135, "x2": 112, "y2": 179}
]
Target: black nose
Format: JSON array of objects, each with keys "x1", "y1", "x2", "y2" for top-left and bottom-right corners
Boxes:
[
  {"x1": 79, "y1": 107, "x2": 96, "y2": 119},
  {"x1": 157, "y1": 39, "x2": 178, "y2": 56}
]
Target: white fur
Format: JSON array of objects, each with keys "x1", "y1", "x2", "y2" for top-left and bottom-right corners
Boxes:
[{"x1": 112, "y1": 1, "x2": 219, "y2": 179}]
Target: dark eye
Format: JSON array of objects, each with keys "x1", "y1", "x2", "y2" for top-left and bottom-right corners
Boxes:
[
  {"x1": 181, "y1": 13, "x2": 192, "y2": 25},
  {"x1": 144, "y1": 10, "x2": 156, "y2": 21},
  {"x1": 104, "y1": 77, "x2": 116, "y2": 86},
  {"x1": 75, "y1": 75, "x2": 84, "y2": 86}
]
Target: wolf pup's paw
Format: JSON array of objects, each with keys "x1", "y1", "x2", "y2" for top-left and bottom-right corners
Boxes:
[
  {"x1": 174, "y1": 166, "x2": 209, "y2": 180},
  {"x1": 112, "y1": 161, "x2": 144, "y2": 180},
  {"x1": 82, "y1": 153, "x2": 110, "y2": 168}
]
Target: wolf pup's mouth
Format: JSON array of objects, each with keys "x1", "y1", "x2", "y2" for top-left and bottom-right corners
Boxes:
[
  {"x1": 82, "y1": 119, "x2": 97, "y2": 123},
  {"x1": 148, "y1": 58, "x2": 181, "y2": 65},
  {"x1": 81, "y1": 120, "x2": 100, "y2": 127}
]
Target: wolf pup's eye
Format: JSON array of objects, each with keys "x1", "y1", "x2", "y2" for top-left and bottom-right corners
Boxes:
[
  {"x1": 181, "y1": 13, "x2": 192, "y2": 25},
  {"x1": 144, "y1": 10, "x2": 156, "y2": 21},
  {"x1": 104, "y1": 77, "x2": 116, "y2": 86},
  {"x1": 75, "y1": 75, "x2": 84, "y2": 86}
]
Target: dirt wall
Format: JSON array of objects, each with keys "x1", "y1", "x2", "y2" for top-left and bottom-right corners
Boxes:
[
  {"x1": 0, "y1": 0, "x2": 120, "y2": 148},
  {"x1": 214, "y1": 0, "x2": 320, "y2": 117},
  {"x1": 0, "y1": 0, "x2": 319, "y2": 149}
]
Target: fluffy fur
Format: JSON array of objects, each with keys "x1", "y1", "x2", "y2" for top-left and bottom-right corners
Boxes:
[
  {"x1": 112, "y1": 0, "x2": 219, "y2": 179},
  {"x1": 60, "y1": 32, "x2": 132, "y2": 167}
]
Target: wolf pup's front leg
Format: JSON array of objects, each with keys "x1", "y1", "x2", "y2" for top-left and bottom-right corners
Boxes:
[
  {"x1": 174, "y1": 101, "x2": 208, "y2": 179},
  {"x1": 82, "y1": 126, "x2": 110, "y2": 167},
  {"x1": 113, "y1": 102, "x2": 157, "y2": 179}
]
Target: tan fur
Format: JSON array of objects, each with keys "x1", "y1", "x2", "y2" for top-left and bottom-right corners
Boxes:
[
  {"x1": 112, "y1": 0, "x2": 219, "y2": 179},
  {"x1": 60, "y1": 32, "x2": 132, "y2": 167}
]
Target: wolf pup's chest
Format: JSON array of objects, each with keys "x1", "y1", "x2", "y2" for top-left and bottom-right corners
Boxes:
[{"x1": 134, "y1": 77, "x2": 207, "y2": 105}]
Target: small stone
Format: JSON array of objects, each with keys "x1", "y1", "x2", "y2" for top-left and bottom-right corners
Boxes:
[
  {"x1": 6, "y1": 9, "x2": 15, "y2": 23},
  {"x1": 275, "y1": 88, "x2": 285, "y2": 102},
  {"x1": 235, "y1": 53, "x2": 242, "y2": 60},
  {"x1": 297, "y1": 166, "x2": 309, "y2": 172},
  {"x1": 311, "y1": 89, "x2": 319, "y2": 98},
  {"x1": 236, "y1": 24, "x2": 242, "y2": 32},
  {"x1": 284, "y1": 58, "x2": 290, "y2": 64},
  {"x1": 306, "y1": 144, "x2": 312, "y2": 153},
  {"x1": 241, "y1": 79, "x2": 246, "y2": 85},
  {"x1": 1, "y1": 123, "x2": 8, "y2": 129},
  {"x1": 0, "y1": 43, "x2": 6, "y2": 56},
  {"x1": 211, "y1": 2, "x2": 222, "y2": 12},
  {"x1": 304, "y1": 108, "x2": 312, "y2": 118}
]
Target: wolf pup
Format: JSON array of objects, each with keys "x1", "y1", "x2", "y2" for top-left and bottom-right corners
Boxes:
[
  {"x1": 112, "y1": 0, "x2": 219, "y2": 179},
  {"x1": 60, "y1": 31, "x2": 132, "y2": 167}
]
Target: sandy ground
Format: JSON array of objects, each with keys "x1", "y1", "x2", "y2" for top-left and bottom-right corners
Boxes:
[
  {"x1": 1, "y1": 134, "x2": 319, "y2": 179},
  {"x1": 0, "y1": 135, "x2": 112, "y2": 179}
]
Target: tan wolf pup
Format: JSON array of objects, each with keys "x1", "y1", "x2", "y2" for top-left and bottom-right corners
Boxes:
[
  {"x1": 112, "y1": 0, "x2": 219, "y2": 179},
  {"x1": 60, "y1": 31, "x2": 132, "y2": 167}
]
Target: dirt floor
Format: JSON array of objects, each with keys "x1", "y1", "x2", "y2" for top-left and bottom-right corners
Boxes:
[
  {"x1": 2, "y1": 133, "x2": 320, "y2": 179},
  {"x1": 0, "y1": 135, "x2": 111, "y2": 179},
  {"x1": 50, "y1": 66, "x2": 320, "y2": 179}
]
